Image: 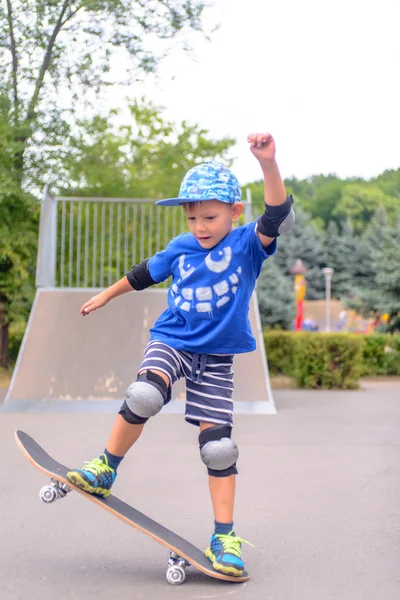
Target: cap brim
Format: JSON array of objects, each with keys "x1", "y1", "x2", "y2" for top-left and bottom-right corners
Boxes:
[{"x1": 156, "y1": 198, "x2": 199, "y2": 206}]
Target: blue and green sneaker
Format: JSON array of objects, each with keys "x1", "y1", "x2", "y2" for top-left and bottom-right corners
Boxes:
[
  {"x1": 205, "y1": 531, "x2": 252, "y2": 577},
  {"x1": 67, "y1": 454, "x2": 116, "y2": 498}
]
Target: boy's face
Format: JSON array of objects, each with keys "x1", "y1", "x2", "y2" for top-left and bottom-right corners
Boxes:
[{"x1": 183, "y1": 200, "x2": 244, "y2": 249}]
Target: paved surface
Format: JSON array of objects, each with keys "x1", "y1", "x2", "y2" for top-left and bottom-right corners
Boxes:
[{"x1": 1, "y1": 382, "x2": 399, "y2": 599}]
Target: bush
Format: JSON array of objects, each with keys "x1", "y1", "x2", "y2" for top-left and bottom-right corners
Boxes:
[
  {"x1": 263, "y1": 331, "x2": 297, "y2": 376},
  {"x1": 294, "y1": 333, "x2": 363, "y2": 389},
  {"x1": 263, "y1": 331, "x2": 363, "y2": 389},
  {"x1": 362, "y1": 334, "x2": 400, "y2": 376}
]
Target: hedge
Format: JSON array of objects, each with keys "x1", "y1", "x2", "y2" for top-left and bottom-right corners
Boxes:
[
  {"x1": 263, "y1": 332, "x2": 400, "y2": 389},
  {"x1": 361, "y1": 335, "x2": 400, "y2": 376}
]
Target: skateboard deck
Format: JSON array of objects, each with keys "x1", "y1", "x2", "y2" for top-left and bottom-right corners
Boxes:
[{"x1": 15, "y1": 430, "x2": 249, "y2": 585}]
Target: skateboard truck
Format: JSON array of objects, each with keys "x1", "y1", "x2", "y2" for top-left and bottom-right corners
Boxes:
[
  {"x1": 39, "y1": 478, "x2": 73, "y2": 503},
  {"x1": 166, "y1": 551, "x2": 191, "y2": 585}
]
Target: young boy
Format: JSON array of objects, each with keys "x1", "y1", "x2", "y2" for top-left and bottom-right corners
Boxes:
[{"x1": 67, "y1": 133, "x2": 294, "y2": 577}]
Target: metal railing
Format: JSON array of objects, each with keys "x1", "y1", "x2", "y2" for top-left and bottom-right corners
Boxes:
[{"x1": 36, "y1": 188, "x2": 253, "y2": 288}]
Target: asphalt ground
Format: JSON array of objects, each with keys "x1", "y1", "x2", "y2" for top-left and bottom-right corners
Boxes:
[{"x1": 1, "y1": 382, "x2": 399, "y2": 600}]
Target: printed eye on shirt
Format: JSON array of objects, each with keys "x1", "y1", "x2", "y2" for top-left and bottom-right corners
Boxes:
[{"x1": 147, "y1": 222, "x2": 277, "y2": 354}]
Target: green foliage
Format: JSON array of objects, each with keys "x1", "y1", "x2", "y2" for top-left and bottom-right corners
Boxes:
[
  {"x1": 0, "y1": 0, "x2": 213, "y2": 365},
  {"x1": 1, "y1": 0, "x2": 212, "y2": 197},
  {"x1": 347, "y1": 207, "x2": 400, "y2": 324},
  {"x1": 263, "y1": 331, "x2": 296, "y2": 375},
  {"x1": 263, "y1": 331, "x2": 363, "y2": 389},
  {"x1": 272, "y1": 205, "x2": 327, "y2": 300},
  {"x1": 295, "y1": 333, "x2": 363, "y2": 389},
  {"x1": 286, "y1": 174, "x2": 347, "y2": 226},
  {"x1": 264, "y1": 330, "x2": 400, "y2": 386},
  {"x1": 280, "y1": 170, "x2": 400, "y2": 233},
  {"x1": 374, "y1": 169, "x2": 400, "y2": 196},
  {"x1": 257, "y1": 259, "x2": 295, "y2": 330},
  {"x1": 332, "y1": 183, "x2": 396, "y2": 233},
  {"x1": 361, "y1": 335, "x2": 400, "y2": 376},
  {"x1": 324, "y1": 219, "x2": 358, "y2": 299},
  {"x1": 1, "y1": 0, "x2": 208, "y2": 124},
  {"x1": 0, "y1": 96, "x2": 39, "y2": 331},
  {"x1": 57, "y1": 98, "x2": 235, "y2": 198},
  {"x1": 375, "y1": 212, "x2": 400, "y2": 317}
]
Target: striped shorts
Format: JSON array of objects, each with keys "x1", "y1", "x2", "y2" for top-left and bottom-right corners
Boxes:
[{"x1": 138, "y1": 341, "x2": 235, "y2": 427}]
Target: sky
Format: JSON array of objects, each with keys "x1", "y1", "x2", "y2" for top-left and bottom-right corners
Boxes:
[{"x1": 103, "y1": 0, "x2": 400, "y2": 185}]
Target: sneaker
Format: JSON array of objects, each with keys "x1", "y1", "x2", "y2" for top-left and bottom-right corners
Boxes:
[
  {"x1": 67, "y1": 454, "x2": 116, "y2": 498},
  {"x1": 205, "y1": 531, "x2": 252, "y2": 577}
]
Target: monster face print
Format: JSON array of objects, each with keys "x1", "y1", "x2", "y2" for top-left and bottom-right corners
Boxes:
[{"x1": 171, "y1": 247, "x2": 242, "y2": 317}]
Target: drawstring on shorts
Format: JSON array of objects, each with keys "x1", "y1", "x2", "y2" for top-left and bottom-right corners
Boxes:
[{"x1": 191, "y1": 353, "x2": 208, "y2": 383}]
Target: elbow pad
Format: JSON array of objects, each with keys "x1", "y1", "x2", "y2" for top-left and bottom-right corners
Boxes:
[
  {"x1": 126, "y1": 260, "x2": 157, "y2": 290},
  {"x1": 257, "y1": 194, "x2": 295, "y2": 238}
]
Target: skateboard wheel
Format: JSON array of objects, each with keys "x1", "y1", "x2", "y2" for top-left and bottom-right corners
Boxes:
[
  {"x1": 166, "y1": 565, "x2": 186, "y2": 585},
  {"x1": 39, "y1": 485, "x2": 58, "y2": 503}
]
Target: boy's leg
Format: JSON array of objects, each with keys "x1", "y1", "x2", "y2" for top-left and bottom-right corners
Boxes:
[
  {"x1": 199, "y1": 421, "x2": 249, "y2": 577},
  {"x1": 105, "y1": 416, "x2": 145, "y2": 456},
  {"x1": 182, "y1": 353, "x2": 248, "y2": 575},
  {"x1": 200, "y1": 422, "x2": 236, "y2": 524},
  {"x1": 106, "y1": 369, "x2": 169, "y2": 456},
  {"x1": 67, "y1": 369, "x2": 170, "y2": 496}
]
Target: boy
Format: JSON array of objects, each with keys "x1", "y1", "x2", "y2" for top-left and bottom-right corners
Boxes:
[{"x1": 67, "y1": 133, "x2": 294, "y2": 576}]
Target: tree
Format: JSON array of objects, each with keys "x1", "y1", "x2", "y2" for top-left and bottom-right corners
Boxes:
[
  {"x1": 346, "y1": 206, "x2": 389, "y2": 317},
  {"x1": 348, "y1": 208, "x2": 400, "y2": 330},
  {"x1": 1, "y1": 0, "x2": 210, "y2": 192},
  {"x1": 0, "y1": 0, "x2": 212, "y2": 367},
  {"x1": 0, "y1": 97, "x2": 39, "y2": 367},
  {"x1": 272, "y1": 205, "x2": 327, "y2": 300},
  {"x1": 333, "y1": 183, "x2": 396, "y2": 233},
  {"x1": 284, "y1": 174, "x2": 348, "y2": 227},
  {"x1": 375, "y1": 211, "x2": 400, "y2": 322},
  {"x1": 373, "y1": 169, "x2": 400, "y2": 197},
  {"x1": 257, "y1": 258, "x2": 295, "y2": 330},
  {"x1": 305, "y1": 175, "x2": 347, "y2": 226},
  {"x1": 56, "y1": 98, "x2": 236, "y2": 198},
  {"x1": 324, "y1": 219, "x2": 358, "y2": 299}
]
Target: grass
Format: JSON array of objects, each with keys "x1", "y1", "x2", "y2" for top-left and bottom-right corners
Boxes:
[
  {"x1": 270, "y1": 375, "x2": 297, "y2": 389},
  {"x1": 0, "y1": 367, "x2": 13, "y2": 388}
]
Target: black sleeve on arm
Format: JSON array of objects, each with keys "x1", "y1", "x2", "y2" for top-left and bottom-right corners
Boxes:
[
  {"x1": 126, "y1": 259, "x2": 157, "y2": 290},
  {"x1": 257, "y1": 194, "x2": 295, "y2": 238}
]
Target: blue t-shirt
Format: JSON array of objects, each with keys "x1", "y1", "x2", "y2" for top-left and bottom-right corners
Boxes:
[{"x1": 147, "y1": 222, "x2": 276, "y2": 354}]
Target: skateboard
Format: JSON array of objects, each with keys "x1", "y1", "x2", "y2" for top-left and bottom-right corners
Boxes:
[{"x1": 15, "y1": 430, "x2": 249, "y2": 585}]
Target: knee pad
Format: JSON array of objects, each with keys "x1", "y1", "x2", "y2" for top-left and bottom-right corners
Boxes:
[
  {"x1": 119, "y1": 370, "x2": 169, "y2": 425},
  {"x1": 199, "y1": 424, "x2": 239, "y2": 478}
]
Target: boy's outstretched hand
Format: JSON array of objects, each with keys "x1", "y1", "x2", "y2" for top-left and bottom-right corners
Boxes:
[
  {"x1": 247, "y1": 133, "x2": 276, "y2": 166},
  {"x1": 80, "y1": 291, "x2": 109, "y2": 316}
]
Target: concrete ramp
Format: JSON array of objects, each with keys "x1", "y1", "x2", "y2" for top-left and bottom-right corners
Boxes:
[{"x1": 5, "y1": 289, "x2": 274, "y2": 410}]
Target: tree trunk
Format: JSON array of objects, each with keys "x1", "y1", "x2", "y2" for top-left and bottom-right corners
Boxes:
[{"x1": 0, "y1": 296, "x2": 10, "y2": 369}]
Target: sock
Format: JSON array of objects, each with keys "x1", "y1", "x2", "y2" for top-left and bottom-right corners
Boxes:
[
  {"x1": 214, "y1": 520, "x2": 234, "y2": 535},
  {"x1": 103, "y1": 448, "x2": 124, "y2": 471}
]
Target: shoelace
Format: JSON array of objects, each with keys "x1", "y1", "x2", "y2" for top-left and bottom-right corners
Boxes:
[
  {"x1": 83, "y1": 457, "x2": 114, "y2": 476},
  {"x1": 216, "y1": 533, "x2": 254, "y2": 558}
]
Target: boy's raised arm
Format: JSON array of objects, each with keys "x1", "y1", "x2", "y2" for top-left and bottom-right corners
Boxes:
[{"x1": 248, "y1": 133, "x2": 294, "y2": 248}]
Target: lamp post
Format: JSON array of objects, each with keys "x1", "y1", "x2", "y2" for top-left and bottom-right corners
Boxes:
[
  {"x1": 290, "y1": 259, "x2": 307, "y2": 332},
  {"x1": 321, "y1": 267, "x2": 334, "y2": 332}
]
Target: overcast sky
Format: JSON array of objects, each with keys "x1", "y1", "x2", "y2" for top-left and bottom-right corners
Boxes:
[{"x1": 103, "y1": 0, "x2": 400, "y2": 185}]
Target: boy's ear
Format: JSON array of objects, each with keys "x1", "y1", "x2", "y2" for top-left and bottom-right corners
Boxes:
[{"x1": 232, "y1": 202, "x2": 244, "y2": 222}]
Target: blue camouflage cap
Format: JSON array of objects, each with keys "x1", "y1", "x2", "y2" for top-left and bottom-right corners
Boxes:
[{"x1": 156, "y1": 161, "x2": 242, "y2": 206}]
